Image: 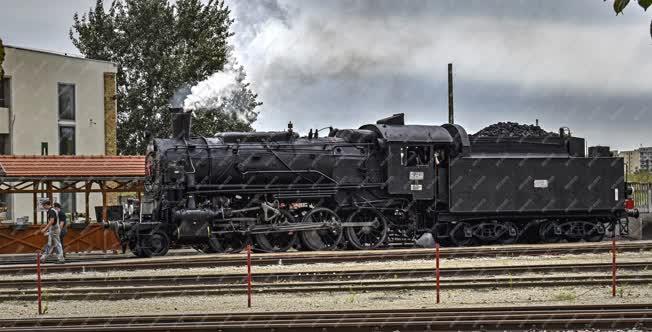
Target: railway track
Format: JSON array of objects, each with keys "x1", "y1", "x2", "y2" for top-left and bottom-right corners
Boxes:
[
  {"x1": 2, "y1": 261, "x2": 650, "y2": 301},
  {"x1": 1, "y1": 303, "x2": 650, "y2": 331},
  {"x1": 2, "y1": 240, "x2": 650, "y2": 274}
]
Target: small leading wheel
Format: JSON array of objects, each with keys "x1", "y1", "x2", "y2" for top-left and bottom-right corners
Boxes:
[
  {"x1": 135, "y1": 231, "x2": 170, "y2": 258},
  {"x1": 345, "y1": 209, "x2": 388, "y2": 250},
  {"x1": 299, "y1": 207, "x2": 343, "y2": 251},
  {"x1": 449, "y1": 222, "x2": 475, "y2": 246},
  {"x1": 254, "y1": 209, "x2": 297, "y2": 253}
]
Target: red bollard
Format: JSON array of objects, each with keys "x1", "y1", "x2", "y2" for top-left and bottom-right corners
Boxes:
[
  {"x1": 36, "y1": 252, "x2": 42, "y2": 315},
  {"x1": 246, "y1": 244, "x2": 252, "y2": 308},
  {"x1": 435, "y1": 241, "x2": 440, "y2": 304},
  {"x1": 612, "y1": 238, "x2": 617, "y2": 297}
]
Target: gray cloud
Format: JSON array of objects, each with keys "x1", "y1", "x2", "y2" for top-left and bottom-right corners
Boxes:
[
  {"x1": 227, "y1": 0, "x2": 652, "y2": 151},
  {"x1": 1, "y1": 0, "x2": 650, "y2": 151}
]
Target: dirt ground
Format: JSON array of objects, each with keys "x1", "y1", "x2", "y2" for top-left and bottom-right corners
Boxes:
[
  {"x1": 1, "y1": 250, "x2": 651, "y2": 319},
  {"x1": 2, "y1": 283, "x2": 650, "y2": 319}
]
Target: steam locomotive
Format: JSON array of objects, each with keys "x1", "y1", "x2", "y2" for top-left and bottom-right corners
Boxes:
[{"x1": 116, "y1": 108, "x2": 637, "y2": 257}]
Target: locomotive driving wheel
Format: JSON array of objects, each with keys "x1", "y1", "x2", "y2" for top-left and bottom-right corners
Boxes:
[
  {"x1": 345, "y1": 208, "x2": 388, "y2": 250},
  {"x1": 254, "y1": 209, "x2": 297, "y2": 253},
  {"x1": 299, "y1": 207, "x2": 343, "y2": 251},
  {"x1": 207, "y1": 233, "x2": 247, "y2": 253}
]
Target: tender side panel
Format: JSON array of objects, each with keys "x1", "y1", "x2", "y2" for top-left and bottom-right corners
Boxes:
[{"x1": 449, "y1": 157, "x2": 625, "y2": 214}]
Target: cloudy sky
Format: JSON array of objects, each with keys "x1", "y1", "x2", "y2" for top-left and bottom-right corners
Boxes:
[{"x1": 1, "y1": 0, "x2": 651, "y2": 150}]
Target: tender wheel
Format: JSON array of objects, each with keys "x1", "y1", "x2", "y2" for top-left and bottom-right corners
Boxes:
[
  {"x1": 496, "y1": 221, "x2": 519, "y2": 245},
  {"x1": 299, "y1": 207, "x2": 343, "y2": 251},
  {"x1": 254, "y1": 209, "x2": 297, "y2": 253},
  {"x1": 345, "y1": 208, "x2": 388, "y2": 250},
  {"x1": 449, "y1": 222, "x2": 475, "y2": 246},
  {"x1": 584, "y1": 223, "x2": 606, "y2": 242},
  {"x1": 518, "y1": 221, "x2": 541, "y2": 244},
  {"x1": 539, "y1": 222, "x2": 561, "y2": 243}
]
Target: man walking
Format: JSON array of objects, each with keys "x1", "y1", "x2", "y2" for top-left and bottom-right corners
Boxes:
[
  {"x1": 40, "y1": 200, "x2": 64, "y2": 264},
  {"x1": 54, "y1": 202, "x2": 67, "y2": 255}
]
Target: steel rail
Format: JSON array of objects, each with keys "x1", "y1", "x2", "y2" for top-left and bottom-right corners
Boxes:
[
  {"x1": 2, "y1": 268, "x2": 651, "y2": 301},
  {"x1": 0, "y1": 303, "x2": 650, "y2": 331},
  {"x1": 1, "y1": 260, "x2": 650, "y2": 289},
  {"x1": 1, "y1": 240, "x2": 650, "y2": 275}
]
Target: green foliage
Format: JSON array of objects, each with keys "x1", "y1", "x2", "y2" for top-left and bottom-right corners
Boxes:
[
  {"x1": 0, "y1": 37, "x2": 4, "y2": 78},
  {"x1": 614, "y1": 0, "x2": 631, "y2": 14},
  {"x1": 70, "y1": 0, "x2": 260, "y2": 155},
  {"x1": 627, "y1": 171, "x2": 652, "y2": 183},
  {"x1": 640, "y1": 0, "x2": 652, "y2": 11},
  {"x1": 606, "y1": 0, "x2": 652, "y2": 40},
  {"x1": 608, "y1": 0, "x2": 652, "y2": 13}
]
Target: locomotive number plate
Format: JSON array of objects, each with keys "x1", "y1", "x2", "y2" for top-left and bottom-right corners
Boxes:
[
  {"x1": 534, "y1": 179, "x2": 548, "y2": 188},
  {"x1": 409, "y1": 171, "x2": 424, "y2": 180},
  {"x1": 411, "y1": 184, "x2": 423, "y2": 191}
]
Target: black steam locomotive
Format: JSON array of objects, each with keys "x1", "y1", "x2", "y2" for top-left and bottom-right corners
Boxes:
[{"x1": 118, "y1": 109, "x2": 637, "y2": 257}]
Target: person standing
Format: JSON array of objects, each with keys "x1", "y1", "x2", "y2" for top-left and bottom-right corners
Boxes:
[
  {"x1": 40, "y1": 200, "x2": 64, "y2": 264},
  {"x1": 54, "y1": 202, "x2": 67, "y2": 255}
]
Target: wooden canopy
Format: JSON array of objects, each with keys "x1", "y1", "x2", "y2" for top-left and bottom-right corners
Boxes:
[
  {"x1": 0, "y1": 155, "x2": 146, "y2": 225},
  {"x1": 0, "y1": 155, "x2": 145, "y2": 179}
]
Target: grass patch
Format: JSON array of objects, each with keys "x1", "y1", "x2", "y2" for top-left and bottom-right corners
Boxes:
[{"x1": 553, "y1": 291, "x2": 577, "y2": 302}]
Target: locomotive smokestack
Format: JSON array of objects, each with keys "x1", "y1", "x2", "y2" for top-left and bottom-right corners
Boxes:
[
  {"x1": 171, "y1": 107, "x2": 192, "y2": 140},
  {"x1": 448, "y1": 63, "x2": 454, "y2": 124}
]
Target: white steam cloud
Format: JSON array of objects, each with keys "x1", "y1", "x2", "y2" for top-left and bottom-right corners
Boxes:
[{"x1": 183, "y1": 61, "x2": 239, "y2": 111}]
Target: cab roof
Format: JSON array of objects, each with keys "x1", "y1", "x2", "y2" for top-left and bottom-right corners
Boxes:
[{"x1": 359, "y1": 124, "x2": 454, "y2": 144}]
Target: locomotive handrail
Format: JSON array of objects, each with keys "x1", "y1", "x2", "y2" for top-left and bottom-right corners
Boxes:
[{"x1": 241, "y1": 170, "x2": 337, "y2": 184}]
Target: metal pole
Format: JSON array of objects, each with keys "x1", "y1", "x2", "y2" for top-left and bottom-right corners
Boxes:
[
  {"x1": 36, "y1": 252, "x2": 42, "y2": 315},
  {"x1": 436, "y1": 241, "x2": 440, "y2": 304},
  {"x1": 247, "y1": 244, "x2": 252, "y2": 308},
  {"x1": 448, "y1": 63, "x2": 454, "y2": 124},
  {"x1": 101, "y1": 181, "x2": 108, "y2": 223},
  {"x1": 612, "y1": 238, "x2": 617, "y2": 297}
]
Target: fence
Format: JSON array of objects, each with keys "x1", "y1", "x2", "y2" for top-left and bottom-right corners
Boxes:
[{"x1": 630, "y1": 182, "x2": 652, "y2": 213}]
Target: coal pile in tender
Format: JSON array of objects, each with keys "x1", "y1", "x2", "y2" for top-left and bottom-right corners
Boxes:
[{"x1": 475, "y1": 122, "x2": 559, "y2": 137}]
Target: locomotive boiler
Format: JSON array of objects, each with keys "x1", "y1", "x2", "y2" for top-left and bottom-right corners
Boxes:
[{"x1": 118, "y1": 109, "x2": 637, "y2": 257}]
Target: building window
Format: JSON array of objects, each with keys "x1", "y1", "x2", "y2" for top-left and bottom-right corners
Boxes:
[
  {"x1": 0, "y1": 133, "x2": 9, "y2": 218},
  {"x1": 0, "y1": 134, "x2": 9, "y2": 155},
  {"x1": 0, "y1": 78, "x2": 9, "y2": 108},
  {"x1": 59, "y1": 126, "x2": 75, "y2": 155},
  {"x1": 58, "y1": 83, "x2": 75, "y2": 121}
]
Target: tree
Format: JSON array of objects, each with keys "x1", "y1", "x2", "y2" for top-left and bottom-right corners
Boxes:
[
  {"x1": 70, "y1": 0, "x2": 261, "y2": 155},
  {"x1": 628, "y1": 170, "x2": 652, "y2": 183},
  {"x1": 607, "y1": 0, "x2": 652, "y2": 39}
]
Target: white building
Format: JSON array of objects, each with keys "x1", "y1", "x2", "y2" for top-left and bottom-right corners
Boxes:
[
  {"x1": 0, "y1": 45, "x2": 118, "y2": 222},
  {"x1": 639, "y1": 147, "x2": 652, "y2": 172},
  {"x1": 619, "y1": 150, "x2": 641, "y2": 174}
]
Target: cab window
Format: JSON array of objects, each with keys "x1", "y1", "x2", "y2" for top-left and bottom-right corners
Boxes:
[{"x1": 401, "y1": 146, "x2": 431, "y2": 167}]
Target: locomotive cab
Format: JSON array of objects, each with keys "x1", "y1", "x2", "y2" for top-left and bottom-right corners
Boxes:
[{"x1": 360, "y1": 114, "x2": 454, "y2": 201}]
